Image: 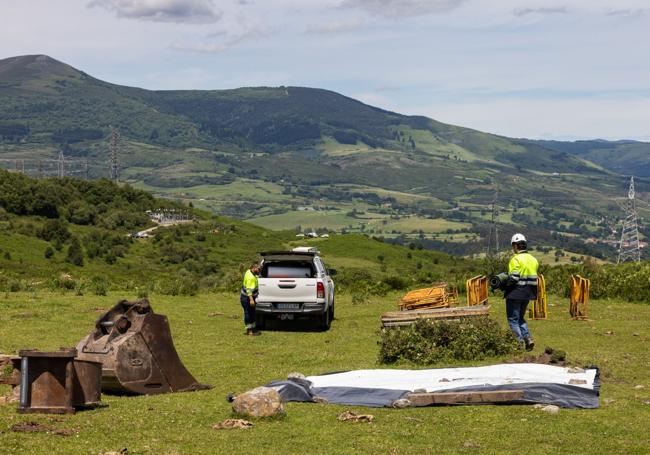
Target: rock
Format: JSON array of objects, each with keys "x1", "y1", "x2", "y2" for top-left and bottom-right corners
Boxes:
[
  {"x1": 232, "y1": 386, "x2": 284, "y2": 418},
  {"x1": 540, "y1": 405, "x2": 560, "y2": 414},
  {"x1": 568, "y1": 367, "x2": 585, "y2": 374},
  {"x1": 633, "y1": 332, "x2": 640, "y2": 337},
  {"x1": 212, "y1": 419, "x2": 253, "y2": 430},
  {"x1": 604, "y1": 398, "x2": 615, "y2": 405},
  {"x1": 10, "y1": 385, "x2": 20, "y2": 403},
  {"x1": 0, "y1": 396, "x2": 9, "y2": 405},
  {"x1": 312, "y1": 395, "x2": 329, "y2": 404},
  {"x1": 633, "y1": 385, "x2": 645, "y2": 390},
  {"x1": 462, "y1": 440, "x2": 481, "y2": 449},
  {"x1": 392, "y1": 399, "x2": 412, "y2": 408},
  {"x1": 287, "y1": 372, "x2": 306, "y2": 380},
  {"x1": 533, "y1": 404, "x2": 545, "y2": 409}
]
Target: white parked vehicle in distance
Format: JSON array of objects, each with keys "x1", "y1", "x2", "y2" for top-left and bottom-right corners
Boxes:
[{"x1": 255, "y1": 247, "x2": 336, "y2": 330}]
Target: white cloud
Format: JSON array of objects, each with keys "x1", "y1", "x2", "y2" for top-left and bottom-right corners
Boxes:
[
  {"x1": 88, "y1": 0, "x2": 222, "y2": 24},
  {"x1": 170, "y1": 28, "x2": 267, "y2": 53},
  {"x1": 305, "y1": 19, "x2": 364, "y2": 34},
  {"x1": 513, "y1": 6, "x2": 568, "y2": 17},
  {"x1": 340, "y1": 0, "x2": 466, "y2": 18}
]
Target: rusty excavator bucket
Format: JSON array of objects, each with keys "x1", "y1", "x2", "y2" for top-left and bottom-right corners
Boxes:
[{"x1": 76, "y1": 299, "x2": 211, "y2": 395}]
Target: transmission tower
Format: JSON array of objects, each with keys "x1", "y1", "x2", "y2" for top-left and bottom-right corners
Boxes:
[
  {"x1": 617, "y1": 176, "x2": 641, "y2": 263},
  {"x1": 57, "y1": 151, "x2": 65, "y2": 178},
  {"x1": 486, "y1": 187, "x2": 500, "y2": 257},
  {"x1": 110, "y1": 127, "x2": 120, "y2": 182}
]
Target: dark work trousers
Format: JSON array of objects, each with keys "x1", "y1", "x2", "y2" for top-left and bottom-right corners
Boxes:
[{"x1": 240, "y1": 294, "x2": 257, "y2": 329}]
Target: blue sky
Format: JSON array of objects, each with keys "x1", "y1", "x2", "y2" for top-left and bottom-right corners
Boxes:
[{"x1": 2, "y1": 0, "x2": 650, "y2": 140}]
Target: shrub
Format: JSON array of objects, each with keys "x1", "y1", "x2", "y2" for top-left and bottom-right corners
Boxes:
[
  {"x1": 156, "y1": 275, "x2": 199, "y2": 296},
  {"x1": 44, "y1": 246, "x2": 54, "y2": 259},
  {"x1": 53, "y1": 273, "x2": 76, "y2": 290},
  {"x1": 381, "y1": 275, "x2": 409, "y2": 291},
  {"x1": 37, "y1": 219, "x2": 71, "y2": 243},
  {"x1": 378, "y1": 316, "x2": 517, "y2": 365},
  {"x1": 65, "y1": 237, "x2": 84, "y2": 266},
  {"x1": 88, "y1": 276, "x2": 109, "y2": 296},
  {"x1": 8, "y1": 279, "x2": 21, "y2": 292}
]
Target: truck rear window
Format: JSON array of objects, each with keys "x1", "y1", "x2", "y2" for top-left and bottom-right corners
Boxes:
[{"x1": 263, "y1": 261, "x2": 315, "y2": 278}]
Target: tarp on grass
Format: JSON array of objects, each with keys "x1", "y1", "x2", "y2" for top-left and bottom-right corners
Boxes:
[{"x1": 266, "y1": 363, "x2": 600, "y2": 409}]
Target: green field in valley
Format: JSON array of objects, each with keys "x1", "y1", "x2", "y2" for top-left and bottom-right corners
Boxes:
[{"x1": 1, "y1": 291, "x2": 649, "y2": 454}]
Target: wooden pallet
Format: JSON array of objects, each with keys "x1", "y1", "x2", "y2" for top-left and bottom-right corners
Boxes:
[
  {"x1": 398, "y1": 284, "x2": 458, "y2": 311},
  {"x1": 381, "y1": 305, "x2": 490, "y2": 328},
  {"x1": 407, "y1": 389, "x2": 524, "y2": 406}
]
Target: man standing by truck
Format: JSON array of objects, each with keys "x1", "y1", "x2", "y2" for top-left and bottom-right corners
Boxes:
[
  {"x1": 241, "y1": 262, "x2": 262, "y2": 336},
  {"x1": 505, "y1": 233, "x2": 538, "y2": 351}
]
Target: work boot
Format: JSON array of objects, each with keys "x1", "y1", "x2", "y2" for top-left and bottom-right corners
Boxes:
[
  {"x1": 524, "y1": 338, "x2": 535, "y2": 351},
  {"x1": 246, "y1": 329, "x2": 262, "y2": 336}
]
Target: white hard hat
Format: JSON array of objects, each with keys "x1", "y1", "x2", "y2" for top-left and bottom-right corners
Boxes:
[{"x1": 511, "y1": 233, "x2": 526, "y2": 244}]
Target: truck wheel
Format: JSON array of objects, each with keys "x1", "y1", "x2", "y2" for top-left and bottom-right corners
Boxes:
[{"x1": 319, "y1": 307, "x2": 331, "y2": 331}]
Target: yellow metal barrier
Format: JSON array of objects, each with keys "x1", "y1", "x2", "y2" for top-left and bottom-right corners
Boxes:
[
  {"x1": 466, "y1": 275, "x2": 488, "y2": 306},
  {"x1": 528, "y1": 274, "x2": 547, "y2": 319},
  {"x1": 569, "y1": 275, "x2": 590, "y2": 320}
]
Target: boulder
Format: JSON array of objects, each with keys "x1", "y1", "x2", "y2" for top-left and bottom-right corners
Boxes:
[{"x1": 232, "y1": 386, "x2": 284, "y2": 417}]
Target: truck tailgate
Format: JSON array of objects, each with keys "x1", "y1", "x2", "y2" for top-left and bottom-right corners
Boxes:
[{"x1": 258, "y1": 278, "x2": 317, "y2": 303}]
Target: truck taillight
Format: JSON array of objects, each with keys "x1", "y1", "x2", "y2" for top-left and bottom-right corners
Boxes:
[{"x1": 317, "y1": 281, "x2": 325, "y2": 299}]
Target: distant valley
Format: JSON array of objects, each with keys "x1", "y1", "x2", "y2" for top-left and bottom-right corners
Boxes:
[{"x1": 1, "y1": 54, "x2": 648, "y2": 260}]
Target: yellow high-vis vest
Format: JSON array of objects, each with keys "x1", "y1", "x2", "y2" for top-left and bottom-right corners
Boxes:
[{"x1": 506, "y1": 251, "x2": 539, "y2": 300}]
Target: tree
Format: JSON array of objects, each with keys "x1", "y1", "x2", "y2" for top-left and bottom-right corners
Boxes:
[{"x1": 65, "y1": 237, "x2": 84, "y2": 266}]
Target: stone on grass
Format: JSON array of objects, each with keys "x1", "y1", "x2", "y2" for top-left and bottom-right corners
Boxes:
[
  {"x1": 392, "y1": 399, "x2": 412, "y2": 408},
  {"x1": 537, "y1": 404, "x2": 560, "y2": 414},
  {"x1": 232, "y1": 386, "x2": 284, "y2": 418}
]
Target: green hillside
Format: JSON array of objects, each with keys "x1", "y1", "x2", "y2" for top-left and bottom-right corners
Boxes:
[
  {"x1": 525, "y1": 139, "x2": 650, "y2": 178},
  {"x1": 1, "y1": 55, "x2": 648, "y2": 260}
]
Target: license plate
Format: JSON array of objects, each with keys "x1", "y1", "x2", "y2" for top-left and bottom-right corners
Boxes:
[{"x1": 277, "y1": 303, "x2": 300, "y2": 310}]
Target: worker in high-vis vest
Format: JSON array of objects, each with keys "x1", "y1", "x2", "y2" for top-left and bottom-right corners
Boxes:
[
  {"x1": 240, "y1": 261, "x2": 262, "y2": 336},
  {"x1": 505, "y1": 233, "x2": 538, "y2": 351}
]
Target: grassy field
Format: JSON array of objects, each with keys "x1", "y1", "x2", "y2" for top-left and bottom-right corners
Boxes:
[{"x1": 1, "y1": 291, "x2": 649, "y2": 454}]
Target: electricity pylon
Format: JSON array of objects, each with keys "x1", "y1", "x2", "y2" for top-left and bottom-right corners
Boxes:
[
  {"x1": 486, "y1": 187, "x2": 500, "y2": 257},
  {"x1": 617, "y1": 176, "x2": 641, "y2": 263}
]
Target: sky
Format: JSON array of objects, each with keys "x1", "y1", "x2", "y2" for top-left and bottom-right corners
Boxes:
[{"x1": 1, "y1": 0, "x2": 650, "y2": 141}]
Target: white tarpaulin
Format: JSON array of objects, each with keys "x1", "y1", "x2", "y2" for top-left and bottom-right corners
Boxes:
[
  {"x1": 306, "y1": 364, "x2": 597, "y2": 392},
  {"x1": 266, "y1": 363, "x2": 600, "y2": 409}
]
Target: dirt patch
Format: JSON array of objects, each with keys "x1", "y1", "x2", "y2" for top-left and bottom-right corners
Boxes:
[
  {"x1": 212, "y1": 419, "x2": 253, "y2": 430},
  {"x1": 11, "y1": 422, "x2": 75, "y2": 436},
  {"x1": 337, "y1": 410, "x2": 374, "y2": 423},
  {"x1": 514, "y1": 347, "x2": 566, "y2": 366}
]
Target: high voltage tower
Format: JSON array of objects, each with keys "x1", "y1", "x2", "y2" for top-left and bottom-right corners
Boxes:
[
  {"x1": 0, "y1": 153, "x2": 88, "y2": 179},
  {"x1": 110, "y1": 126, "x2": 120, "y2": 182},
  {"x1": 617, "y1": 176, "x2": 641, "y2": 263},
  {"x1": 485, "y1": 187, "x2": 500, "y2": 257}
]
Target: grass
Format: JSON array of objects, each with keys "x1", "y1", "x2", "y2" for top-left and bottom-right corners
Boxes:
[{"x1": 1, "y1": 291, "x2": 649, "y2": 454}]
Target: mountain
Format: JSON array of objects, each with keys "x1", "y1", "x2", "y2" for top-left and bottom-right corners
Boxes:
[
  {"x1": 0, "y1": 54, "x2": 647, "y2": 260},
  {"x1": 522, "y1": 139, "x2": 650, "y2": 178}
]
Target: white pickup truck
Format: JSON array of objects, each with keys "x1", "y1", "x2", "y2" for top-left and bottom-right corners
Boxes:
[{"x1": 255, "y1": 247, "x2": 336, "y2": 330}]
